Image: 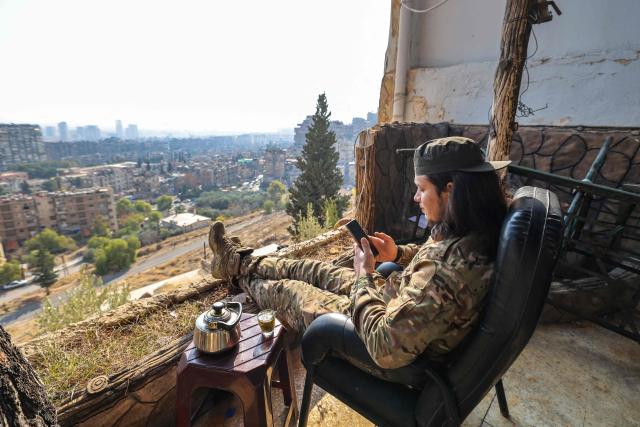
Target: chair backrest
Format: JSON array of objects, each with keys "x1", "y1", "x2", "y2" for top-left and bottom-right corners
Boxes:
[{"x1": 416, "y1": 186, "x2": 563, "y2": 426}]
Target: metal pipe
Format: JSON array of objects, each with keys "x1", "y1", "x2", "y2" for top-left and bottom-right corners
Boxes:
[
  {"x1": 392, "y1": 3, "x2": 412, "y2": 122},
  {"x1": 507, "y1": 164, "x2": 640, "y2": 204}
]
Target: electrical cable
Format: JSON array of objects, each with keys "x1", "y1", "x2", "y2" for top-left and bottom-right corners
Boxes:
[{"x1": 400, "y1": 0, "x2": 451, "y2": 14}]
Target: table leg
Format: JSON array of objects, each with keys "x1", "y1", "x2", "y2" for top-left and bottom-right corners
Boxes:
[
  {"x1": 176, "y1": 378, "x2": 193, "y2": 427},
  {"x1": 277, "y1": 346, "x2": 297, "y2": 411},
  {"x1": 238, "y1": 383, "x2": 273, "y2": 427}
]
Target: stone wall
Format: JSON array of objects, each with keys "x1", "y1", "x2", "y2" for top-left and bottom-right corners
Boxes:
[{"x1": 356, "y1": 123, "x2": 640, "y2": 243}]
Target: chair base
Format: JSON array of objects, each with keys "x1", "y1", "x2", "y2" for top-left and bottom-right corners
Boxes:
[{"x1": 495, "y1": 379, "x2": 510, "y2": 418}]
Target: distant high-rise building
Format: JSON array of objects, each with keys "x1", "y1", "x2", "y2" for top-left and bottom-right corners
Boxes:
[
  {"x1": 125, "y1": 124, "x2": 139, "y2": 140},
  {"x1": 58, "y1": 121, "x2": 69, "y2": 142},
  {"x1": 75, "y1": 126, "x2": 86, "y2": 141},
  {"x1": 115, "y1": 120, "x2": 124, "y2": 139},
  {"x1": 85, "y1": 125, "x2": 101, "y2": 141},
  {"x1": 44, "y1": 126, "x2": 57, "y2": 141},
  {"x1": 0, "y1": 124, "x2": 46, "y2": 170}
]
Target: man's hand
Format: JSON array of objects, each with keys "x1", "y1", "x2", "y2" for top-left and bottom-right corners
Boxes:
[
  {"x1": 369, "y1": 232, "x2": 398, "y2": 262},
  {"x1": 354, "y1": 238, "x2": 376, "y2": 278}
]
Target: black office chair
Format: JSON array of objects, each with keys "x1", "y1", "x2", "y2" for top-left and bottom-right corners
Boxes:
[{"x1": 298, "y1": 187, "x2": 563, "y2": 426}]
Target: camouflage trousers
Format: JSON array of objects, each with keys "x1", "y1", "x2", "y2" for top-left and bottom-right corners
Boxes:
[{"x1": 238, "y1": 257, "x2": 357, "y2": 334}]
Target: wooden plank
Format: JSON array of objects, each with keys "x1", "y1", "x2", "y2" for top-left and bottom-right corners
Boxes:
[{"x1": 188, "y1": 324, "x2": 283, "y2": 369}]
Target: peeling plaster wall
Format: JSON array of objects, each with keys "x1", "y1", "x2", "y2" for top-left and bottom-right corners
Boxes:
[
  {"x1": 404, "y1": 0, "x2": 640, "y2": 126},
  {"x1": 377, "y1": 0, "x2": 401, "y2": 124}
]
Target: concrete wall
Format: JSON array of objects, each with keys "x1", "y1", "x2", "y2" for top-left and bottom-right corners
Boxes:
[{"x1": 401, "y1": 0, "x2": 640, "y2": 126}]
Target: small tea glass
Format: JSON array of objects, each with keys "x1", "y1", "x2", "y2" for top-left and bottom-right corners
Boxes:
[{"x1": 257, "y1": 309, "x2": 276, "y2": 338}]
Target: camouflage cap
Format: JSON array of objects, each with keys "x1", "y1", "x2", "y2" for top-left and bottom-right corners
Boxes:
[{"x1": 413, "y1": 136, "x2": 510, "y2": 175}]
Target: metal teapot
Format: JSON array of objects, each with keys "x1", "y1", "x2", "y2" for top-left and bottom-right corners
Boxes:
[{"x1": 194, "y1": 300, "x2": 242, "y2": 354}]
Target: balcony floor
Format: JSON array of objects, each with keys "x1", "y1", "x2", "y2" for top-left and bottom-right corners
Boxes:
[{"x1": 194, "y1": 321, "x2": 639, "y2": 427}]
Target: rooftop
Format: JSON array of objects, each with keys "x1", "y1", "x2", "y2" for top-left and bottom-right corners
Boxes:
[{"x1": 161, "y1": 213, "x2": 210, "y2": 228}]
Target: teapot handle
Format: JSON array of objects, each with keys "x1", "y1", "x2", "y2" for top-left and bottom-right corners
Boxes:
[{"x1": 218, "y1": 301, "x2": 242, "y2": 330}]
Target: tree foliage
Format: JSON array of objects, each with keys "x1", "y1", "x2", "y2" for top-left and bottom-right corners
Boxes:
[
  {"x1": 25, "y1": 228, "x2": 76, "y2": 254},
  {"x1": 156, "y1": 195, "x2": 174, "y2": 212},
  {"x1": 134, "y1": 200, "x2": 152, "y2": 215},
  {"x1": 196, "y1": 190, "x2": 266, "y2": 217},
  {"x1": 0, "y1": 261, "x2": 22, "y2": 285},
  {"x1": 93, "y1": 236, "x2": 140, "y2": 275},
  {"x1": 116, "y1": 198, "x2": 134, "y2": 217},
  {"x1": 20, "y1": 181, "x2": 31, "y2": 194},
  {"x1": 149, "y1": 211, "x2": 163, "y2": 232},
  {"x1": 116, "y1": 213, "x2": 145, "y2": 237},
  {"x1": 267, "y1": 180, "x2": 286, "y2": 208},
  {"x1": 42, "y1": 178, "x2": 59, "y2": 192},
  {"x1": 92, "y1": 215, "x2": 111, "y2": 237},
  {"x1": 287, "y1": 93, "x2": 348, "y2": 235},
  {"x1": 28, "y1": 249, "x2": 58, "y2": 294}
]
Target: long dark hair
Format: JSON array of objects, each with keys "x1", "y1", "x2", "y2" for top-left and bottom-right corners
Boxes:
[{"x1": 426, "y1": 170, "x2": 507, "y2": 258}]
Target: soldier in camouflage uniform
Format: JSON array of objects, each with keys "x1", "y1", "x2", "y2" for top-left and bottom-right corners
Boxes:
[{"x1": 209, "y1": 137, "x2": 509, "y2": 369}]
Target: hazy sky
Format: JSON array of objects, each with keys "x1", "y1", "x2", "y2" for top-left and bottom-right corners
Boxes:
[{"x1": 0, "y1": 0, "x2": 390, "y2": 134}]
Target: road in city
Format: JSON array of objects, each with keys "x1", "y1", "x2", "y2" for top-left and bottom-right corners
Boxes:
[
  {"x1": 0, "y1": 256, "x2": 84, "y2": 305},
  {"x1": 0, "y1": 213, "x2": 269, "y2": 325}
]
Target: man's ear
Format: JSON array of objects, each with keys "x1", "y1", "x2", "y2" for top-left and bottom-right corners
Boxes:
[{"x1": 445, "y1": 181, "x2": 454, "y2": 194}]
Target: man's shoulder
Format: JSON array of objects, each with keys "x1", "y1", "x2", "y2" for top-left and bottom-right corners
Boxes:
[{"x1": 428, "y1": 233, "x2": 493, "y2": 266}]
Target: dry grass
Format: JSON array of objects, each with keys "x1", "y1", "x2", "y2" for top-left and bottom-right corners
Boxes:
[
  {"x1": 0, "y1": 270, "x2": 86, "y2": 317},
  {"x1": 18, "y1": 210, "x2": 355, "y2": 408},
  {"x1": 28, "y1": 285, "x2": 228, "y2": 406},
  {"x1": 113, "y1": 211, "x2": 293, "y2": 291},
  {"x1": 303, "y1": 233, "x2": 353, "y2": 262}
]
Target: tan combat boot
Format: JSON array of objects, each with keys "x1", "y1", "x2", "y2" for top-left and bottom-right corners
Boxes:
[{"x1": 208, "y1": 221, "x2": 253, "y2": 280}]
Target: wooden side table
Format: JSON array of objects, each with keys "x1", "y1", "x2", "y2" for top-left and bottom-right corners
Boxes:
[{"x1": 176, "y1": 313, "x2": 298, "y2": 427}]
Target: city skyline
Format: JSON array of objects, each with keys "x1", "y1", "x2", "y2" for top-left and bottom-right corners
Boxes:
[{"x1": 0, "y1": 0, "x2": 390, "y2": 134}]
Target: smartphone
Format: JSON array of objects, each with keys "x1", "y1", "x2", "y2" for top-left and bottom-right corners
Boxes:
[{"x1": 345, "y1": 219, "x2": 379, "y2": 257}]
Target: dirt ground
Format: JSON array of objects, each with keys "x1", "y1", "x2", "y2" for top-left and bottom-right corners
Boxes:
[{"x1": 113, "y1": 210, "x2": 293, "y2": 290}]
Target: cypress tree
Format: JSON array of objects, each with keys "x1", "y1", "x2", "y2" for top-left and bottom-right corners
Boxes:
[{"x1": 287, "y1": 93, "x2": 348, "y2": 235}]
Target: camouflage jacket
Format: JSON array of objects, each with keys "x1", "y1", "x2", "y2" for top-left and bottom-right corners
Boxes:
[{"x1": 349, "y1": 233, "x2": 494, "y2": 369}]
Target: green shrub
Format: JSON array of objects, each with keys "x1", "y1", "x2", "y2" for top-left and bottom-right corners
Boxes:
[
  {"x1": 295, "y1": 203, "x2": 326, "y2": 242},
  {"x1": 322, "y1": 198, "x2": 340, "y2": 229},
  {"x1": 263, "y1": 200, "x2": 275, "y2": 214},
  {"x1": 37, "y1": 270, "x2": 129, "y2": 334}
]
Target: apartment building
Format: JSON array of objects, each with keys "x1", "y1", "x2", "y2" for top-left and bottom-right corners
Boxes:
[
  {"x1": 0, "y1": 194, "x2": 39, "y2": 250},
  {"x1": 263, "y1": 147, "x2": 286, "y2": 180},
  {"x1": 0, "y1": 188, "x2": 117, "y2": 250},
  {"x1": 0, "y1": 172, "x2": 29, "y2": 193},
  {"x1": 0, "y1": 124, "x2": 46, "y2": 170},
  {"x1": 62, "y1": 163, "x2": 137, "y2": 193}
]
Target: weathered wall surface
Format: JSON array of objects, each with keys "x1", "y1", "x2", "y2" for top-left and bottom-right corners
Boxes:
[
  {"x1": 357, "y1": 123, "x2": 640, "y2": 240},
  {"x1": 394, "y1": 0, "x2": 640, "y2": 126}
]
